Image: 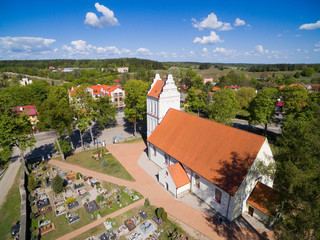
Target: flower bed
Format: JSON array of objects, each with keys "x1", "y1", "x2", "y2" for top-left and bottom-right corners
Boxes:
[{"x1": 39, "y1": 223, "x2": 55, "y2": 235}]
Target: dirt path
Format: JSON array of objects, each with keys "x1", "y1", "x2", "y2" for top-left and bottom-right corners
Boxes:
[{"x1": 50, "y1": 142, "x2": 273, "y2": 240}]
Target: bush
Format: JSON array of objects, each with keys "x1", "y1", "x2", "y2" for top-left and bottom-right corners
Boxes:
[
  {"x1": 102, "y1": 160, "x2": 108, "y2": 167},
  {"x1": 144, "y1": 198, "x2": 150, "y2": 207},
  {"x1": 76, "y1": 172, "x2": 82, "y2": 180},
  {"x1": 52, "y1": 175, "x2": 64, "y2": 193},
  {"x1": 161, "y1": 211, "x2": 168, "y2": 222},
  {"x1": 27, "y1": 174, "x2": 38, "y2": 192},
  {"x1": 96, "y1": 194, "x2": 104, "y2": 202},
  {"x1": 30, "y1": 212, "x2": 38, "y2": 219},
  {"x1": 301, "y1": 67, "x2": 314, "y2": 77},
  {"x1": 156, "y1": 207, "x2": 164, "y2": 220},
  {"x1": 42, "y1": 166, "x2": 46, "y2": 171},
  {"x1": 65, "y1": 197, "x2": 76, "y2": 204}
]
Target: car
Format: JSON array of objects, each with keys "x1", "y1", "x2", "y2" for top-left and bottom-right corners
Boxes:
[{"x1": 11, "y1": 223, "x2": 20, "y2": 236}]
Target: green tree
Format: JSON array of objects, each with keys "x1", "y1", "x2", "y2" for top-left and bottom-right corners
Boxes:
[
  {"x1": 294, "y1": 71, "x2": 301, "y2": 78},
  {"x1": 185, "y1": 87, "x2": 206, "y2": 116},
  {"x1": 28, "y1": 174, "x2": 38, "y2": 192},
  {"x1": 236, "y1": 87, "x2": 257, "y2": 109},
  {"x1": 207, "y1": 89, "x2": 240, "y2": 126},
  {"x1": 54, "y1": 139, "x2": 71, "y2": 157},
  {"x1": 301, "y1": 67, "x2": 314, "y2": 77},
  {"x1": 248, "y1": 88, "x2": 278, "y2": 134},
  {"x1": 124, "y1": 79, "x2": 149, "y2": 135},
  {"x1": 52, "y1": 175, "x2": 64, "y2": 193},
  {"x1": 191, "y1": 75, "x2": 204, "y2": 90},
  {"x1": 272, "y1": 92, "x2": 320, "y2": 239},
  {"x1": 38, "y1": 87, "x2": 74, "y2": 161},
  {"x1": 94, "y1": 96, "x2": 117, "y2": 128},
  {"x1": 281, "y1": 85, "x2": 308, "y2": 118}
]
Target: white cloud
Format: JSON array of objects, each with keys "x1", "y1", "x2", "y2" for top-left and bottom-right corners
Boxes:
[
  {"x1": 315, "y1": 42, "x2": 320, "y2": 47},
  {"x1": 192, "y1": 13, "x2": 223, "y2": 30},
  {"x1": 296, "y1": 49, "x2": 301, "y2": 52},
  {"x1": 314, "y1": 48, "x2": 320, "y2": 52},
  {"x1": 220, "y1": 23, "x2": 233, "y2": 31},
  {"x1": 189, "y1": 51, "x2": 195, "y2": 56},
  {"x1": 85, "y1": 2, "x2": 119, "y2": 28},
  {"x1": 136, "y1": 48, "x2": 152, "y2": 56},
  {"x1": 296, "y1": 34, "x2": 302, "y2": 37},
  {"x1": 0, "y1": 36, "x2": 56, "y2": 56},
  {"x1": 193, "y1": 31, "x2": 223, "y2": 45},
  {"x1": 213, "y1": 47, "x2": 237, "y2": 56},
  {"x1": 201, "y1": 47, "x2": 208, "y2": 56},
  {"x1": 299, "y1": 20, "x2": 320, "y2": 30},
  {"x1": 234, "y1": 18, "x2": 246, "y2": 26},
  {"x1": 254, "y1": 45, "x2": 268, "y2": 54},
  {"x1": 277, "y1": 34, "x2": 282, "y2": 37}
]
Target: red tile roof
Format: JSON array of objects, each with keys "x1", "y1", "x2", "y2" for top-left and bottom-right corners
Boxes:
[
  {"x1": 91, "y1": 85, "x2": 102, "y2": 95},
  {"x1": 224, "y1": 86, "x2": 238, "y2": 89},
  {"x1": 148, "y1": 109, "x2": 266, "y2": 196},
  {"x1": 147, "y1": 80, "x2": 165, "y2": 99},
  {"x1": 167, "y1": 163, "x2": 190, "y2": 188},
  {"x1": 247, "y1": 182, "x2": 278, "y2": 214},
  {"x1": 212, "y1": 87, "x2": 220, "y2": 92}
]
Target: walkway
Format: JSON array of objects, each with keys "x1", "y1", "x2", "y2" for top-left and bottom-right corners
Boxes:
[{"x1": 50, "y1": 141, "x2": 273, "y2": 240}]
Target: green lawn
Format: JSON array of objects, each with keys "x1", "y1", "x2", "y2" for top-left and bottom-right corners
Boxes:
[
  {"x1": 71, "y1": 205, "x2": 191, "y2": 240},
  {"x1": 120, "y1": 137, "x2": 144, "y2": 144},
  {"x1": 0, "y1": 167, "x2": 21, "y2": 240},
  {"x1": 62, "y1": 149, "x2": 134, "y2": 181}
]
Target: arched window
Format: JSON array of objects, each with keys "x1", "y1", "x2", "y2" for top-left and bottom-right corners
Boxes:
[
  {"x1": 215, "y1": 188, "x2": 222, "y2": 204},
  {"x1": 165, "y1": 154, "x2": 169, "y2": 165},
  {"x1": 153, "y1": 146, "x2": 156, "y2": 156},
  {"x1": 195, "y1": 175, "x2": 200, "y2": 188}
]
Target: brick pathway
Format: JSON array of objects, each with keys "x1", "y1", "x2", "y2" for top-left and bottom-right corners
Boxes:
[{"x1": 50, "y1": 141, "x2": 273, "y2": 240}]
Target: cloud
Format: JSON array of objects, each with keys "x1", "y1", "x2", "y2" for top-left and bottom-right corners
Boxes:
[
  {"x1": 213, "y1": 47, "x2": 237, "y2": 56},
  {"x1": 234, "y1": 18, "x2": 246, "y2": 26},
  {"x1": 201, "y1": 47, "x2": 209, "y2": 56},
  {"x1": 299, "y1": 20, "x2": 320, "y2": 30},
  {"x1": 296, "y1": 49, "x2": 301, "y2": 52},
  {"x1": 0, "y1": 36, "x2": 56, "y2": 57},
  {"x1": 85, "y1": 2, "x2": 119, "y2": 28},
  {"x1": 136, "y1": 48, "x2": 152, "y2": 56},
  {"x1": 192, "y1": 13, "x2": 223, "y2": 30},
  {"x1": 277, "y1": 34, "x2": 282, "y2": 37},
  {"x1": 220, "y1": 23, "x2": 233, "y2": 31},
  {"x1": 254, "y1": 45, "x2": 268, "y2": 54},
  {"x1": 295, "y1": 34, "x2": 302, "y2": 38},
  {"x1": 189, "y1": 51, "x2": 195, "y2": 56},
  {"x1": 315, "y1": 42, "x2": 320, "y2": 47},
  {"x1": 193, "y1": 31, "x2": 223, "y2": 44},
  {"x1": 314, "y1": 48, "x2": 320, "y2": 52}
]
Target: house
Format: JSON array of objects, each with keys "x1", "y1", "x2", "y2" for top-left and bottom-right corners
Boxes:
[
  {"x1": 203, "y1": 77, "x2": 213, "y2": 84},
  {"x1": 146, "y1": 74, "x2": 275, "y2": 222},
  {"x1": 13, "y1": 105, "x2": 38, "y2": 131},
  {"x1": 224, "y1": 85, "x2": 238, "y2": 91},
  {"x1": 20, "y1": 77, "x2": 33, "y2": 86},
  {"x1": 212, "y1": 87, "x2": 220, "y2": 92},
  {"x1": 117, "y1": 67, "x2": 129, "y2": 73}
]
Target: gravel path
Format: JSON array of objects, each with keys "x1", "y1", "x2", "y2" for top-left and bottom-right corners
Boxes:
[{"x1": 0, "y1": 160, "x2": 20, "y2": 207}]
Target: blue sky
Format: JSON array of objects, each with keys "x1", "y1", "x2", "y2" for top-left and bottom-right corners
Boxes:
[{"x1": 0, "y1": 0, "x2": 319, "y2": 63}]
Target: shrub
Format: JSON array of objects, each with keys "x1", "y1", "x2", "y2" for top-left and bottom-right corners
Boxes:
[
  {"x1": 42, "y1": 166, "x2": 46, "y2": 171},
  {"x1": 144, "y1": 198, "x2": 150, "y2": 207},
  {"x1": 96, "y1": 194, "x2": 104, "y2": 202},
  {"x1": 65, "y1": 197, "x2": 76, "y2": 204},
  {"x1": 52, "y1": 175, "x2": 64, "y2": 193},
  {"x1": 28, "y1": 174, "x2": 38, "y2": 192},
  {"x1": 76, "y1": 172, "x2": 82, "y2": 180},
  {"x1": 156, "y1": 207, "x2": 164, "y2": 220},
  {"x1": 30, "y1": 211, "x2": 38, "y2": 219},
  {"x1": 102, "y1": 160, "x2": 108, "y2": 167},
  {"x1": 161, "y1": 211, "x2": 168, "y2": 222}
]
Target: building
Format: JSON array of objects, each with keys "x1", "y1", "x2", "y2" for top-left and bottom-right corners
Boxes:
[
  {"x1": 203, "y1": 77, "x2": 213, "y2": 84},
  {"x1": 69, "y1": 84, "x2": 125, "y2": 111},
  {"x1": 13, "y1": 105, "x2": 38, "y2": 131},
  {"x1": 146, "y1": 74, "x2": 180, "y2": 138},
  {"x1": 117, "y1": 67, "x2": 129, "y2": 73},
  {"x1": 20, "y1": 77, "x2": 33, "y2": 86},
  {"x1": 146, "y1": 74, "x2": 275, "y2": 222}
]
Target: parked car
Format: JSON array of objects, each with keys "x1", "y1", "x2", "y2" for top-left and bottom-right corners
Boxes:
[{"x1": 11, "y1": 222, "x2": 20, "y2": 236}]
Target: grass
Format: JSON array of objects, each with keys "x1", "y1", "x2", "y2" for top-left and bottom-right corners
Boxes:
[
  {"x1": 61, "y1": 148, "x2": 134, "y2": 181},
  {"x1": 29, "y1": 180, "x2": 143, "y2": 240},
  {"x1": 0, "y1": 167, "x2": 21, "y2": 240},
  {"x1": 120, "y1": 137, "x2": 143, "y2": 144},
  {"x1": 70, "y1": 205, "x2": 190, "y2": 240}
]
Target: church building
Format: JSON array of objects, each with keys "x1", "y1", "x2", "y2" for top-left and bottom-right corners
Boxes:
[{"x1": 146, "y1": 74, "x2": 275, "y2": 222}]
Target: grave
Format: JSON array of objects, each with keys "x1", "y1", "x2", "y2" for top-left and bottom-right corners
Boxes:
[
  {"x1": 98, "y1": 230, "x2": 117, "y2": 240},
  {"x1": 125, "y1": 219, "x2": 136, "y2": 231},
  {"x1": 67, "y1": 200, "x2": 80, "y2": 210},
  {"x1": 66, "y1": 211, "x2": 80, "y2": 224},
  {"x1": 55, "y1": 205, "x2": 66, "y2": 216},
  {"x1": 38, "y1": 206, "x2": 52, "y2": 215},
  {"x1": 39, "y1": 223, "x2": 55, "y2": 235},
  {"x1": 84, "y1": 200, "x2": 100, "y2": 214},
  {"x1": 37, "y1": 198, "x2": 50, "y2": 209},
  {"x1": 138, "y1": 210, "x2": 148, "y2": 219},
  {"x1": 137, "y1": 220, "x2": 157, "y2": 239}
]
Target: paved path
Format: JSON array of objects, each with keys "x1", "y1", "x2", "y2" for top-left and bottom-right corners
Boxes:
[
  {"x1": 0, "y1": 160, "x2": 20, "y2": 207},
  {"x1": 50, "y1": 142, "x2": 273, "y2": 240}
]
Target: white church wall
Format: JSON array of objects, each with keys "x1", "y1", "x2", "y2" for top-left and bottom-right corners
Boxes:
[
  {"x1": 159, "y1": 168, "x2": 177, "y2": 197},
  {"x1": 232, "y1": 139, "x2": 275, "y2": 220},
  {"x1": 177, "y1": 183, "x2": 190, "y2": 196}
]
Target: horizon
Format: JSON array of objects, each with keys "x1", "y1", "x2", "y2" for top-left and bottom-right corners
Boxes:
[{"x1": 1, "y1": 0, "x2": 320, "y2": 63}]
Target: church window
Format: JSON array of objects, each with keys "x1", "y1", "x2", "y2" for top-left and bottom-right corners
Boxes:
[
  {"x1": 153, "y1": 146, "x2": 156, "y2": 156},
  {"x1": 165, "y1": 154, "x2": 169, "y2": 165},
  {"x1": 195, "y1": 175, "x2": 200, "y2": 188},
  {"x1": 215, "y1": 188, "x2": 222, "y2": 204}
]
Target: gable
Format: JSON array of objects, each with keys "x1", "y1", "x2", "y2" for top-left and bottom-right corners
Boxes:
[
  {"x1": 147, "y1": 80, "x2": 165, "y2": 99},
  {"x1": 167, "y1": 163, "x2": 190, "y2": 188},
  {"x1": 148, "y1": 109, "x2": 266, "y2": 195}
]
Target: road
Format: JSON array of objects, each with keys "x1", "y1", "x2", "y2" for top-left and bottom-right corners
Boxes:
[{"x1": 232, "y1": 118, "x2": 281, "y2": 134}]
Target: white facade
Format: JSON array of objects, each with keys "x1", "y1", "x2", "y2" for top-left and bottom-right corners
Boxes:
[
  {"x1": 117, "y1": 67, "x2": 129, "y2": 73},
  {"x1": 159, "y1": 167, "x2": 190, "y2": 197},
  {"x1": 147, "y1": 74, "x2": 180, "y2": 138},
  {"x1": 149, "y1": 139, "x2": 275, "y2": 221},
  {"x1": 20, "y1": 77, "x2": 32, "y2": 86}
]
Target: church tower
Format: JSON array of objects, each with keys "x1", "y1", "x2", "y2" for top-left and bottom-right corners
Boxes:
[{"x1": 147, "y1": 74, "x2": 180, "y2": 138}]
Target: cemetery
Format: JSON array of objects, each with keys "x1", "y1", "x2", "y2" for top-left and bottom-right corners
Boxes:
[{"x1": 27, "y1": 162, "x2": 143, "y2": 240}]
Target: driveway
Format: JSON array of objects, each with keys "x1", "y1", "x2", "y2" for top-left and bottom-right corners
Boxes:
[{"x1": 50, "y1": 142, "x2": 273, "y2": 240}]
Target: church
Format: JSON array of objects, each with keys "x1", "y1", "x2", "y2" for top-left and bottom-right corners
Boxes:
[{"x1": 146, "y1": 74, "x2": 275, "y2": 222}]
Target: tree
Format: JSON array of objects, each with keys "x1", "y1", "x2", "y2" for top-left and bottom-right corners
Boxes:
[
  {"x1": 272, "y1": 92, "x2": 320, "y2": 239},
  {"x1": 28, "y1": 174, "x2": 38, "y2": 192},
  {"x1": 280, "y1": 85, "x2": 308, "y2": 118},
  {"x1": 52, "y1": 175, "x2": 64, "y2": 193},
  {"x1": 0, "y1": 94, "x2": 35, "y2": 165},
  {"x1": 294, "y1": 71, "x2": 301, "y2": 78},
  {"x1": 191, "y1": 75, "x2": 204, "y2": 90},
  {"x1": 38, "y1": 87, "x2": 74, "y2": 160},
  {"x1": 301, "y1": 67, "x2": 314, "y2": 77},
  {"x1": 207, "y1": 89, "x2": 240, "y2": 126},
  {"x1": 94, "y1": 96, "x2": 116, "y2": 128},
  {"x1": 124, "y1": 79, "x2": 149, "y2": 135},
  {"x1": 236, "y1": 87, "x2": 256, "y2": 109},
  {"x1": 54, "y1": 139, "x2": 71, "y2": 157},
  {"x1": 185, "y1": 87, "x2": 206, "y2": 116},
  {"x1": 248, "y1": 88, "x2": 278, "y2": 134}
]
